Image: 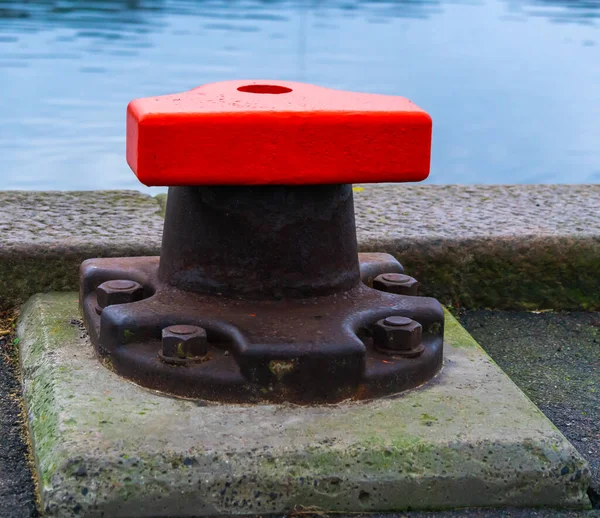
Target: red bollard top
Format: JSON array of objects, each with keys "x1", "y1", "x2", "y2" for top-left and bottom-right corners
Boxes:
[{"x1": 126, "y1": 80, "x2": 432, "y2": 186}]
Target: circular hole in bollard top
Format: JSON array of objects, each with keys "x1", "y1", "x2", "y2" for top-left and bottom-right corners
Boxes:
[{"x1": 237, "y1": 84, "x2": 293, "y2": 94}]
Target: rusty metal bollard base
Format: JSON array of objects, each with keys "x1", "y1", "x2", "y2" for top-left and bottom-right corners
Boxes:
[{"x1": 80, "y1": 252, "x2": 444, "y2": 403}]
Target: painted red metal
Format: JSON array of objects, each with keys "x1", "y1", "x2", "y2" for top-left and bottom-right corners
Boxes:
[{"x1": 126, "y1": 80, "x2": 432, "y2": 186}]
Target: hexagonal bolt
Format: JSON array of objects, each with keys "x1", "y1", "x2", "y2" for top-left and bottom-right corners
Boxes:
[
  {"x1": 161, "y1": 325, "x2": 208, "y2": 363},
  {"x1": 96, "y1": 279, "x2": 144, "y2": 309},
  {"x1": 372, "y1": 316, "x2": 424, "y2": 357},
  {"x1": 372, "y1": 273, "x2": 418, "y2": 296}
]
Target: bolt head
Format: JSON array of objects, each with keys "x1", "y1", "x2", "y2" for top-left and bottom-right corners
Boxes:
[
  {"x1": 161, "y1": 325, "x2": 208, "y2": 360},
  {"x1": 96, "y1": 279, "x2": 144, "y2": 309},
  {"x1": 383, "y1": 316, "x2": 413, "y2": 327},
  {"x1": 372, "y1": 317, "x2": 423, "y2": 355},
  {"x1": 373, "y1": 273, "x2": 418, "y2": 296}
]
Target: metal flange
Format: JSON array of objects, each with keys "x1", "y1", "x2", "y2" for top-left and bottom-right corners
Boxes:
[{"x1": 80, "y1": 185, "x2": 444, "y2": 404}]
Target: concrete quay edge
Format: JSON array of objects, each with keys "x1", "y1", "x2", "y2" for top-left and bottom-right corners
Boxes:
[{"x1": 1, "y1": 184, "x2": 598, "y2": 310}]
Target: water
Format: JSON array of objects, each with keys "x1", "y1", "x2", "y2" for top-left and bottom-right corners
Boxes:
[{"x1": 1, "y1": 0, "x2": 599, "y2": 191}]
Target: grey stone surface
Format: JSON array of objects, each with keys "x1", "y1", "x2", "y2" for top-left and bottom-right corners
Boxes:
[
  {"x1": 0, "y1": 191, "x2": 163, "y2": 309},
  {"x1": 460, "y1": 310, "x2": 600, "y2": 508},
  {"x1": 353, "y1": 184, "x2": 600, "y2": 241},
  {"x1": 352, "y1": 184, "x2": 600, "y2": 310},
  {"x1": 18, "y1": 293, "x2": 591, "y2": 517}
]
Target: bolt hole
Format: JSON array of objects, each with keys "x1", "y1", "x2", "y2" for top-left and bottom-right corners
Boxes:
[
  {"x1": 237, "y1": 84, "x2": 292, "y2": 95},
  {"x1": 359, "y1": 491, "x2": 370, "y2": 502}
]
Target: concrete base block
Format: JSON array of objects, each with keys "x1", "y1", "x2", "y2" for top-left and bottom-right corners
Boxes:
[{"x1": 18, "y1": 293, "x2": 591, "y2": 517}]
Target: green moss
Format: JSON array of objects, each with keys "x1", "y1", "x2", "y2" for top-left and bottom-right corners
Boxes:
[
  {"x1": 28, "y1": 375, "x2": 59, "y2": 487},
  {"x1": 0, "y1": 256, "x2": 77, "y2": 311},
  {"x1": 268, "y1": 359, "x2": 298, "y2": 379},
  {"x1": 361, "y1": 237, "x2": 600, "y2": 311},
  {"x1": 255, "y1": 435, "x2": 436, "y2": 486},
  {"x1": 0, "y1": 191, "x2": 163, "y2": 311},
  {"x1": 420, "y1": 413, "x2": 438, "y2": 424},
  {"x1": 155, "y1": 193, "x2": 168, "y2": 218},
  {"x1": 443, "y1": 309, "x2": 480, "y2": 349},
  {"x1": 18, "y1": 294, "x2": 82, "y2": 489}
]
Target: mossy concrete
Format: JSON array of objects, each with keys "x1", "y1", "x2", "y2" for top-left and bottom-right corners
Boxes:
[
  {"x1": 0, "y1": 190, "x2": 164, "y2": 310},
  {"x1": 18, "y1": 293, "x2": 591, "y2": 517},
  {"x1": 352, "y1": 184, "x2": 600, "y2": 311}
]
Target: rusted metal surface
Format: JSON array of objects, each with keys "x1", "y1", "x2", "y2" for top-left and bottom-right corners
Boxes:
[
  {"x1": 80, "y1": 185, "x2": 444, "y2": 403},
  {"x1": 96, "y1": 279, "x2": 143, "y2": 312},
  {"x1": 160, "y1": 185, "x2": 360, "y2": 299},
  {"x1": 160, "y1": 324, "x2": 208, "y2": 365},
  {"x1": 357, "y1": 252, "x2": 404, "y2": 287},
  {"x1": 373, "y1": 273, "x2": 419, "y2": 296},
  {"x1": 372, "y1": 316, "x2": 425, "y2": 358}
]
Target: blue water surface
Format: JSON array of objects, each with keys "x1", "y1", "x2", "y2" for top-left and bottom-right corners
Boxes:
[{"x1": 1, "y1": 0, "x2": 599, "y2": 191}]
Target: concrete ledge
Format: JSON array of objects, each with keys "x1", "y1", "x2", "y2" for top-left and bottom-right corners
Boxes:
[
  {"x1": 0, "y1": 191, "x2": 163, "y2": 309},
  {"x1": 2, "y1": 185, "x2": 599, "y2": 310},
  {"x1": 18, "y1": 293, "x2": 591, "y2": 517},
  {"x1": 353, "y1": 185, "x2": 600, "y2": 310}
]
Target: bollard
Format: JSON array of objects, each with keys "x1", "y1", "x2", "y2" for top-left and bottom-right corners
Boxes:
[{"x1": 80, "y1": 80, "x2": 445, "y2": 403}]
